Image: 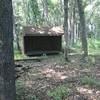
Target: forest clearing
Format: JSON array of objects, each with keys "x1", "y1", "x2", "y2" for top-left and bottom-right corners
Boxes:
[
  {"x1": 0, "y1": 0, "x2": 100, "y2": 100},
  {"x1": 15, "y1": 54, "x2": 100, "y2": 100}
]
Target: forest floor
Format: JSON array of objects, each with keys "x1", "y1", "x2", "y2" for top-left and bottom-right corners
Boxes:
[{"x1": 15, "y1": 54, "x2": 100, "y2": 100}]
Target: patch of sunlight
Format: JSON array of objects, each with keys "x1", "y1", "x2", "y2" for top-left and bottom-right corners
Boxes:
[
  {"x1": 42, "y1": 68, "x2": 68, "y2": 80},
  {"x1": 77, "y1": 86, "x2": 100, "y2": 99},
  {"x1": 77, "y1": 87, "x2": 93, "y2": 94},
  {"x1": 85, "y1": 0, "x2": 97, "y2": 11},
  {"x1": 25, "y1": 80, "x2": 33, "y2": 88},
  {"x1": 51, "y1": 0, "x2": 58, "y2": 5}
]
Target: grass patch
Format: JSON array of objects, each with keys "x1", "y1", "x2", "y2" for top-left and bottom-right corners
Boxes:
[
  {"x1": 14, "y1": 50, "x2": 24, "y2": 60},
  {"x1": 47, "y1": 84, "x2": 70, "y2": 100},
  {"x1": 80, "y1": 76, "x2": 100, "y2": 90}
]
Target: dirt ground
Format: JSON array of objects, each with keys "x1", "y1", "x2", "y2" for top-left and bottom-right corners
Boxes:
[{"x1": 15, "y1": 54, "x2": 100, "y2": 100}]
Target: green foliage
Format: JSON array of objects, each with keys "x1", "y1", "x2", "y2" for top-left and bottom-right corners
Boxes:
[
  {"x1": 80, "y1": 76, "x2": 100, "y2": 90},
  {"x1": 28, "y1": 0, "x2": 42, "y2": 26},
  {"x1": 72, "y1": 38, "x2": 100, "y2": 54},
  {"x1": 47, "y1": 84, "x2": 69, "y2": 100},
  {"x1": 88, "y1": 39, "x2": 100, "y2": 54},
  {"x1": 73, "y1": 39, "x2": 81, "y2": 49},
  {"x1": 14, "y1": 50, "x2": 24, "y2": 60},
  {"x1": 13, "y1": 0, "x2": 100, "y2": 56}
]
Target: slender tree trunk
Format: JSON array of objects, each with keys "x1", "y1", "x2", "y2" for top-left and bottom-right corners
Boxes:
[
  {"x1": 77, "y1": 0, "x2": 88, "y2": 61},
  {"x1": 64, "y1": 0, "x2": 69, "y2": 61},
  {"x1": 0, "y1": 0, "x2": 16, "y2": 100},
  {"x1": 43, "y1": 0, "x2": 48, "y2": 19},
  {"x1": 72, "y1": 0, "x2": 76, "y2": 45},
  {"x1": 42, "y1": 0, "x2": 48, "y2": 26}
]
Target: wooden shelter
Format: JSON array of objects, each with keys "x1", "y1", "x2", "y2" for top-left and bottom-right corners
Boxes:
[{"x1": 23, "y1": 26, "x2": 64, "y2": 56}]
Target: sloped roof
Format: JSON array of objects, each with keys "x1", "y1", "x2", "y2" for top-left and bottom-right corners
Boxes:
[{"x1": 23, "y1": 26, "x2": 64, "y2": 36}]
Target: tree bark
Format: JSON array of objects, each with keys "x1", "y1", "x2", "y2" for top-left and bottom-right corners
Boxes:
[
  {"x1": 77, "y1": 0, "x2": 88, "y2": 61},
  {"x1": 64, "y1": 0, "x2": 69, "y2": 61},
  {"x1": 0, "y1": 0, "x2": 16, "y2": 100}
]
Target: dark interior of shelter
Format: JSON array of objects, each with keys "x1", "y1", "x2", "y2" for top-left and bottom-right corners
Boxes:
[{"x1": 23, "y1": 35, "x2": 62, "y2": 56}]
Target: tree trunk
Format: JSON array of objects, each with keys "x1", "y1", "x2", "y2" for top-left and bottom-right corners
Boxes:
[
  {"x1": 42, "y1": 0, "x2": 48, "y2": 26},
  {"x1": 77, "y1": 0, "x2": 88, "y2": 61},
  {"x1": 0, "y1": 0, "x2": 16, "y2": 100},
  {"x1": 64, "y1": 0, "x2": 69, "y2": 61}
]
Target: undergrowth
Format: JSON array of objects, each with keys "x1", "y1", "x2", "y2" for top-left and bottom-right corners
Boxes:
[
  {"x1": 80, "y1": 76, "x2": 100, "y2": 90},
  {"x1": 47, "y1": 84, "x2": 70, "y2": 100}
]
